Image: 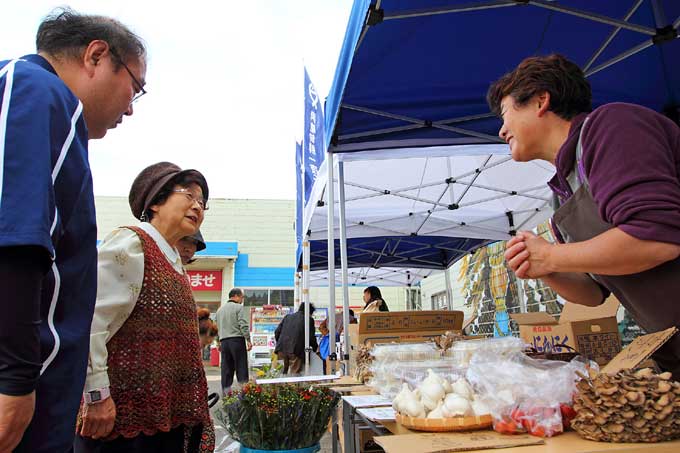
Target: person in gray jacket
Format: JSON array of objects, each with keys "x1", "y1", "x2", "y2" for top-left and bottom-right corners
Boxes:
[{"x1": 215, "y1": 288, "x2": 252, "y2": 393}]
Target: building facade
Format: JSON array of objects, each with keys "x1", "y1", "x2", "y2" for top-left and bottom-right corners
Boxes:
[
  {"x1": 95, "y1": 197, "x2": 408, "y2": 313},
  {"x1": 96, "y1": 197, "x2": 297, "y2": 313}
]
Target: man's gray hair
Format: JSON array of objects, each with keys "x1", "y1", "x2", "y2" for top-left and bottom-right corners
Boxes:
[{"x1": 36, "y1": 7, "x2": 146, "y2": 65}]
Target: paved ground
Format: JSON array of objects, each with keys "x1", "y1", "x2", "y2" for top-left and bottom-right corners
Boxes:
[{"x1": 204, "y1": 365, "x2": 334, "y2": 453}]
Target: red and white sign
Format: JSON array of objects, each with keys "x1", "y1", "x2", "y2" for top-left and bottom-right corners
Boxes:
[{"x1": 187, "y1": 270, "x2": 222, "y2": 291}]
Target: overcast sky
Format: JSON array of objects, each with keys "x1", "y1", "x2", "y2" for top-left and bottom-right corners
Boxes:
[{"x1": 2, "y1": 0, "x2": 353, "y2": 200}]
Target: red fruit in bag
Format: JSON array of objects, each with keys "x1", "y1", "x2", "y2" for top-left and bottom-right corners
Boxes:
[
  {"x1": 560, "y1": 403, "x2": 576, "y2": 429},
  {"x1": 494, "y1": 420, "x2": 520, "y2": 435},
  {"x1": 530, "y1": 426, "x2": 546, "y2": 437}
]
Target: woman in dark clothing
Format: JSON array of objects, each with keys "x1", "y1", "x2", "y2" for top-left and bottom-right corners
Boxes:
[
  {"x1": 362, "y1": 286, "x2": 389, "y2": 312},
  {"x1": 491, "y1": 54, "x2": 680, "y2": 379}
]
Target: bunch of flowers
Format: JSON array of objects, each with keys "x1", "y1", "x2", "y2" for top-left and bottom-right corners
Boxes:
[
  {"x1": 216, "y1": 383, "x2": 340, "y2": 450},
  {"x1": 252, "y1": 362, "x2": 283, "y2": 379}
]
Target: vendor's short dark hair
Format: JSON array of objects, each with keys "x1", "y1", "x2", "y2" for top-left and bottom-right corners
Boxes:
[
  {"x1": 487, "y1": 54, "x2": 592, "y2": 121},
  {"x1": 229, "y1": 288, "x2": 243, "y2": 298},
  {"x1": 36, "y1": 7, "x2": 145, "y2": 68},
  {"x1": 146, "y1": 173, "x2": 207, "y2": 221}
]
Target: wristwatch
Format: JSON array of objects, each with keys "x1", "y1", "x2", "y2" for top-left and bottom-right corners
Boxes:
[{"x1": 83, "y1": 387, "x2": 111, "y2": 405}]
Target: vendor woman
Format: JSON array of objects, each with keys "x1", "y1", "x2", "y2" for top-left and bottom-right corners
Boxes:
[{"x1": 488, "y1": 54, "x2": 680, "y2": 378}]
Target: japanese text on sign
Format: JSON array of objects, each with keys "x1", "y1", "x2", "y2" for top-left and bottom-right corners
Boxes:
[
  {"x1": 186, "y1": 270, "x2": 222, "y2": 291},
  {"x1": 531, "y1": 334, "x2": 570, "y2": 353}
]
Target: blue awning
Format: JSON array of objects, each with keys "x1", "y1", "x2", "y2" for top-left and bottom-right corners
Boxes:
[
  {"x1": 325, "y1": 0, "x2": 680, "y2": 152},
  {"x1": 309, "y1": 235, "x2": 491, "y2": 270}
]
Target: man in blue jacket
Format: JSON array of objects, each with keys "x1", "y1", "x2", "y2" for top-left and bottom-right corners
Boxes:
[{"x1": 0, "y1": 8, "x2": 146, "y2": 452}]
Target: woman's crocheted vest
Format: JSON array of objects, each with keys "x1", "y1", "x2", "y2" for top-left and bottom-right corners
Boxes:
[{"x1": 105, "y1": 226, "x2": 214, "y2": 450}]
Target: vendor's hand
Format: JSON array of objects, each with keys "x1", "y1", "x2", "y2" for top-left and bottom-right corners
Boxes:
[
  {"x1": 505, "y1": 234, "x2": 530, "y2": 278},
  {"x1": 505, "y1": 231, "x2": 555, "y2": 279},
  {"x1": 246, "y1": 341, "x2": 252, "y2": 351},
  {"x1": 0, "y1": 391, "x2": 35, "y2": 453},
  {"x1": 79, "y1": 396, "x2": 116, "y2": 439}
]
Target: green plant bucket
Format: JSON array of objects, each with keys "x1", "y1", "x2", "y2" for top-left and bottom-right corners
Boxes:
[{"x1": 240, "y1": 444, "x2": 320, "y2": 453}]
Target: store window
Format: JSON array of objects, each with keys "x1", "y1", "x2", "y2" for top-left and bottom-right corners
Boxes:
[
  {"x1": 243, "y1": 289, "x2": 269, "y2": 307},
  {"x1": 406, "y1": 288, "x2": 422, "y2": 311},
  {"x1": 243, "y1": 288, "x2": 294, "y2": 307},
  {"x1": 270, "y1": 289, "x2": 294, "y2": 305},
  {"x1": 431, "y1": 291, "x2": 448, "y2": 310}
]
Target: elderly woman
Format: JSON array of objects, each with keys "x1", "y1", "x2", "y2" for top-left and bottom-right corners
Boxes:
[{"x1": 75, "y1": 162, "x2": 214, "y2": 452}]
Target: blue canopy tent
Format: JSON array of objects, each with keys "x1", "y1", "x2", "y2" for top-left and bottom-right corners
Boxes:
[
  {"x1": 324, "y1": 0, "x2": 679, "y2": 152},
  {"x1": 308, "y1": 235, "x2": 491, "y2": 287},
  {"x1": 299, "y1": 0, "x2": 680, "y2": 373}
]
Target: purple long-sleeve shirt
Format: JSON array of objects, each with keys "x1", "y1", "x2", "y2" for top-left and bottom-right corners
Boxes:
[{"x1": 548, "y1": 103, "x2": 680, "y2": 246}]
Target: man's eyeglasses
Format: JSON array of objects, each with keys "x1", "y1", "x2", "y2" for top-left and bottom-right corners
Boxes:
[
  {"x1": 109, "y1": 47, "x2": 147, "y2": 103},
  {"x1": 173, "y1": 188, "x2": 208, "y2": 211}
]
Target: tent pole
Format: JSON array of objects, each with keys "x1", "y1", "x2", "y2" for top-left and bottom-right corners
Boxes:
[
  {"x1": 515, "y1": 276, "x2": 526, "y2": 313},
  {"x1": 444, "y1": 267, "x2": 454, "y2": 310},
  {"x1": 338, "y1": 161, "x2": 351, "y2": 375},
  {"x1": 303, "y1": 234, "x2": 311, "y2": 374},
  {"x1": 327, "y1": 152, "x2": 337, "y2": 374},
  {"x1": 294, "y1": 271, "x2": 301, "y2": 311}
]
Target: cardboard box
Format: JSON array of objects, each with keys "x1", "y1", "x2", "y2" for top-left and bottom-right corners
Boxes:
[
  {"x1": 510, "y1": 297, "x2": 621, "y2": 365},
  {"x1": 359, "y1": 428, "x2": 384, "y2": 453},
  {"x1": 352, "y1": 310, "x2": 464, "y2": 344},
  {"x1": 348, "y1": 310, "x2": 465, "y2": 369},
  {"x1": 603, "y1": 326, "x2": 678, "y2": 375},
  {"x1": 374, "y1": 431, "x2": 680, "y2": 453}
]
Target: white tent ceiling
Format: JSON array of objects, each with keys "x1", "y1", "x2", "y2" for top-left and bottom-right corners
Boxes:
[
  {"x1": 307, "y1": 144, "x2": 555, "y2": 243},
  {"x1": 309, "y1": 266, "x2": 436, "y2": 287}
]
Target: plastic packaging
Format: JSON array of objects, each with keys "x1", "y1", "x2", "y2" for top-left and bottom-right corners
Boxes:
[
  {"x1": 367, "y1": 338, "x2": 525, "y2": 399},
  {"x1": 240, "y1": 444, "x2": 320, "y2": 453},
  {"x1": 467, "y1": 350, "x2": 593, "y2": 437},
  {"x1": 446, "y1": 337, "x2": 525, "y2": 366}
]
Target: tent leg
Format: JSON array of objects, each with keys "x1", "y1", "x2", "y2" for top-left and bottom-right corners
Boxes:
[
  {"x1": 338, "y1": 161, "x2": 351, "y2": 376},
  {"x1": 294, "y1": 271, "x2": 301, "y2": 311},
  {"x1": 515, "y1": 277, "x2": 526, "y2": 314},
  {"x1": 303, "y1": 235, "x2": 311, "y2": 375},
  {"x1": 445, "y1": 268, "x2": 454, "y2": 311},
  {"x1": 327, "y1": 152, "x2": 337, "y2": 374}
]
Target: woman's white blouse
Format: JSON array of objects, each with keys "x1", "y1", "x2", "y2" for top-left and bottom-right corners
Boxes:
[{"x1": 84, "y1": 222, "x2": 184, "y2": 392}]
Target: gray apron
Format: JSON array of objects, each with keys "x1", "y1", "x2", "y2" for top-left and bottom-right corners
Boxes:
[{"x1": 552, "y1": 118, "x2": 680, "y2": 378}]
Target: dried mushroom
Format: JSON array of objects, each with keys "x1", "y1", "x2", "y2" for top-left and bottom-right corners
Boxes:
[
  {"x1": 572, "y1": 368, "x2": 680, "y2": 442},
  {"x1": 432, "y1": 331, "x2": 463, "y2": 355},
  {"x1": 354, "y1": 345, "x2": 374, "y2": 383}
]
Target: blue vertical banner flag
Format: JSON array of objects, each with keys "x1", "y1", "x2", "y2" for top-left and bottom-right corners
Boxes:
[
  {"x1": 303, "y1": 67, "x2": 326, "y2": 206},
  {"x1": 295, "y1": 141, "x2": 304, "y2": 267}
]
